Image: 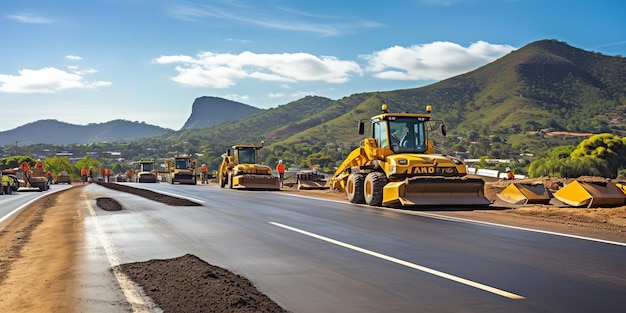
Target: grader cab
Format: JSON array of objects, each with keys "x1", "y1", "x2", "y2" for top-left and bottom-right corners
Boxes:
[
  {"x1": 165, "y1": 155, "x2": 197, "y2": 185},
  {"x1": 135, "y1": 159, "x2": 158, "y2": 183}
]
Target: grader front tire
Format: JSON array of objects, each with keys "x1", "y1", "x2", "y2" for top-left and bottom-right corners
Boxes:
[
  {"x1": 364, "y1": 172, "x2": 387, "y2": 206},
  {"x1": 346, "y1": 173, "x2": 365, "y2": 204}
]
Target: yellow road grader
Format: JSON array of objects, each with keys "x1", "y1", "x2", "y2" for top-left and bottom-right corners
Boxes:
[
  {"x1": 165, "y1": 155, "x2": 197, "y2": 185},
  {"x1": 328, "y1": 104, "x2": 489, "y2": 207},
  {"x1": 218, "y1": 142, "x2": 280, "y2": 190},
  {"x1": 135, "y1": 158, "x2": 158, "y2": 183}
]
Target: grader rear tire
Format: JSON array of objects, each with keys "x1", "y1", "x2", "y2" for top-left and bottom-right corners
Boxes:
[
  {"x1": 364, "y1": 172, "x2": 387, "y2": 206},
  {"x1": 346, "y1": 173, "x2": 365, "y2": 204}
]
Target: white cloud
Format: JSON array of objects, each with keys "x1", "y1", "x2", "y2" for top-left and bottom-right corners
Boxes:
[
  {"x1": 225, "y1": 38, "x2": 252, "y2": 44},
  {"x1": 0, "y1": 67, "x2": 112, "y2": 93},
  {"x1": 224, "y1": 94, "x2": 250, "y2": 103},
  {"x1": 154, "y1": 51, "x2": 362, "y2": 88},
  {"x1": 362, "y1": 41, "x2": 515, "y2": 81},
  {"x1": 167, "y1": 1, "x2": 382, "y2": 37},
  {"x1": 7, "y1": 14, "x2": 53, "y2": 24},
  {"x1": 268, "y1": 93, "x2": 286, "y2": 98},
  {"x1": 66, "y1": 55, "x2": 83, "y2": 60}
]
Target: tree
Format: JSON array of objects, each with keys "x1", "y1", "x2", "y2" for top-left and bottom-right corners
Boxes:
[
  {"x1": 0, "y1": 155, "x2": 37, "y2": 170},
  {"x1": 43, "y1": 156, "x2": 79, "y2": 179},
  {"x1": 528, "y1": 134, "x2": 625, "y2": 178},
  {"x1": 74, "y1": 156, "x2": 101, "y2": 176}
]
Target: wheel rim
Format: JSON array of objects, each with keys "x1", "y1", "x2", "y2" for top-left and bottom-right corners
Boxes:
[{"x1": 365, "y1": 180, "x2": 372, "y2": 199}]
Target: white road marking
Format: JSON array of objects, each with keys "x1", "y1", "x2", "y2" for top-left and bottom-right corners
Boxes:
[
  {"x1": 83, "y1": 191, "x2": 157, "y2": 313},
  {"x1": 276, "y1": 192, "x2": 626, "y2": 246},
  {"x1": 270, "y1": 221, "x2": 525, "y2": 300},
  {"x1": 0, "y1": 187, "x2": 68, "y2": 224}
]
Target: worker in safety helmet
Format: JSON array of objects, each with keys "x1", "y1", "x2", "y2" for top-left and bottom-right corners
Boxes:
[
  {"x1": 505, "y1": 167, "x2": 515, "y2": 180},
  {"x1": 201, "y1": 164, "x2": 208, "y2": 184},
  {"x1": 276, "y1": 160, "x2": 285, "y2": 188}
]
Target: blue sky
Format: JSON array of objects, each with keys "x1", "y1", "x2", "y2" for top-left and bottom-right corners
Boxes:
[{"x1": 1, "y1": 0, "x2": 625, "y2": 132}]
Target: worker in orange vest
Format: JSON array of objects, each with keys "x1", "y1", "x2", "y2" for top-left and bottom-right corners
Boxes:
[
  {"x1": 506, "y1": 167, "x2": 515, "y2": 180},
  {"x1": 276, "y1": 160, "x2": 285, "y2": 188},
  {"x1": 81, "y1": 168, "x2": 88, "y2": 183},
  {"x1": 47, "y1": 171, "x2": 53, "y2": 184},
  {"x1": 201, "y1": 164, "x2": 208, "y2": 184},
  {"x1": 104, "y1": 168, "x2": 111, "y2": 182}
]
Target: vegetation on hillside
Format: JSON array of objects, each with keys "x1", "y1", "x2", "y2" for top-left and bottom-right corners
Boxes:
[{"x1": 528, "y1": 133, "x2": 626, "y2": 178}]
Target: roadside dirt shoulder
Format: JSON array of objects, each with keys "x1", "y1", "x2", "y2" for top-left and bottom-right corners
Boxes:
[{"x1": 0, "y1": 185, "x2": 85, "y2": 313}]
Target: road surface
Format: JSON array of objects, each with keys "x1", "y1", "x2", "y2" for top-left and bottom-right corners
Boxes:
[{"x1": 2, "y1": 182, "x2": 625, "y2": 312}]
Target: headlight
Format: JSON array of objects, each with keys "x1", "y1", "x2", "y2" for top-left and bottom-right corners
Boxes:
[
  {"x1": 451, "y1": 158, "x2": 463, "y2": 165},
  {"x1": 397, "y1": 158, "x2": 408, "y2": 165}
]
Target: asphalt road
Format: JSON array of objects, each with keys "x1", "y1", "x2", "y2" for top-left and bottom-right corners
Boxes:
[
  {"x1": 0, "y1": 183, "x2": 72, "y2": 226},
  {"x1": 4, "y1": 182, "x2": 626, "y2": 312}
]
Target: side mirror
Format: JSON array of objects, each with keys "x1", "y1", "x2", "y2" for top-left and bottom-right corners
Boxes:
[
  {"x1": 227, "y1": 148, "x2": 232, "y2": 156},
  {"x1": 358, "y1": 121, "x2": 365, "y2": 135},
  {"x1": 441, "y1": 124, "x2": 447, "y2": 137}
]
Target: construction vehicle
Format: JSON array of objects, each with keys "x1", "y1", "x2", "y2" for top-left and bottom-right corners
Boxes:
[
  {"x1": 328, "y1": 104, "x2": 489, "y2": 207},
  {"x1": 14, "y1": 161, "x2": 50, "y2": 192},
  {"x1": 135, "y1": 159, "x2": 158, "y2": 183},
  {"x1": 218, "y1": 141, "x2": 280, "y2": 190},
  {"x1": 2, "y1": 171, "x2": 19, "y2": 194},
  {"x1": 165, "y1": 154, "x2": 197, "y2": 184},
  {"x1": 54, "y1": 171, "x2": 72, "y2": 184}
]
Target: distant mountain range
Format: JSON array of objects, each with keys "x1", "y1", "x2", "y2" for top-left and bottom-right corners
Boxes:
[
  {"x1": 0, "y1": 97, "x2": 263, "y2": 146},
  {"x1": 1, "y1": 39, "x2": 625, "y2": 152},
  {"x1": 0, "y1": 119, "x2": 172, "y2": 146}
]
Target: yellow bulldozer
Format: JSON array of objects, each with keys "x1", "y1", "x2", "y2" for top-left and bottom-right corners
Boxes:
[
  {"x1": 328, "y1": 104, "x2": 489, "y2": 207},
  {"x1": 165, "y1": 155, "x2": 197, "y2": 185},
  {"x1": 135, "y1": 158, "x2": 158, "y2": 183},
  {"x1": 218, "y1": 142, "x2": 280, "y2": 190}
]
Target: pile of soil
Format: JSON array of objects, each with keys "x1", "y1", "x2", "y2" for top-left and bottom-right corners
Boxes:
[
  {"x1": 96, "y1": 197, "x2": 122, "y2": 211},
  {"x1": 117, "y1": 254, "x2": 288, "y2": 313},
  {"x1": 95, "y1": 181, "x2": 201, "y2": 206}
]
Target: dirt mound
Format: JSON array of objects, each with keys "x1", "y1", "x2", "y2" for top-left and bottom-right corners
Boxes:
[
  {"x1": 96, "y1": 197, "x2": 122, "y2": 211},
  {"x1": 95, "y1": 181, "x2": 201, "y2": 206},
  {"x1": 117, "y1": 254, "x2": 288, "y2": 313}
]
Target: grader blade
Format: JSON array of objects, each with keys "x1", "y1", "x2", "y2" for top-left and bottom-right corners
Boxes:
[
  {"x1": 383, "y1": 177, "x2": 490, "y2": 207},
  {"x1": 553, "y1": 180, "x2": 626, "y2": 208},
  {"x1": 496, "y1": 183, "x2": 552, "y2": 205},
  {"x1": 233, "y1": 175, "x2": 280, "y2": 190}
]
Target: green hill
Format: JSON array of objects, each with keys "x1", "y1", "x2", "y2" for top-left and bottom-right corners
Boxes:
[{"x1": 177, "y1": 39, "x2": 626, "y2": 170}]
